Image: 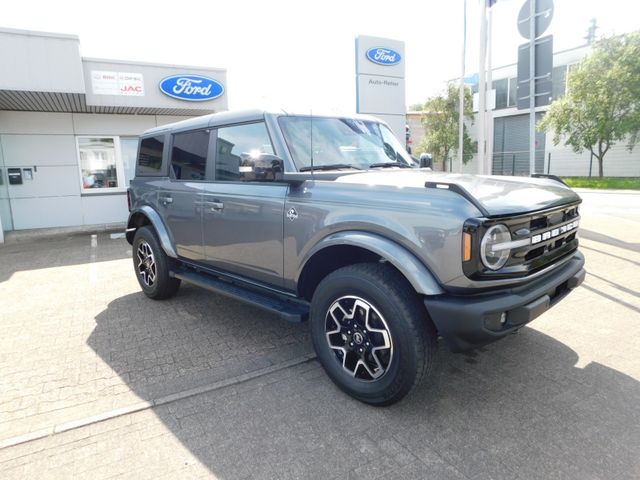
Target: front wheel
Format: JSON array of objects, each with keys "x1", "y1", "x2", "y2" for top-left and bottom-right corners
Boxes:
[{"x1": 310, "y1": 263, "x2": 436, "y2": 406}]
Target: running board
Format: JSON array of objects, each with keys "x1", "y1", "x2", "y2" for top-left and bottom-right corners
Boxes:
[{"x1": 173, "y1": 270, "x2": 309, "y2": 323}]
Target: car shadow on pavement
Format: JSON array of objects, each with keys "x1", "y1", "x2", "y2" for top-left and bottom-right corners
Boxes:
[
  {"x1": 0, "y1": 232, "x2": 130, "y2": 283},
  {"x1": 580, "y1": 228, "x2": 640, "y2": 253},
  {"x1": 89, "y1": 292, "x2": 640, "y2": 480}
]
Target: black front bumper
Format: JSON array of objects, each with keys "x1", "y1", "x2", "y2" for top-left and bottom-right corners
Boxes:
[{"x1": 425, "y1": 252, "x2": 585, "y2": 352}]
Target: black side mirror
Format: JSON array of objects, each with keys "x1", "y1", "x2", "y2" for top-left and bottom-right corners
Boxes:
[
  {"x1": 240, "y1": 153, "x2": 284, "y2": 181},
  {"x1": 420, "y1": 154, "x2": 433, "y2": 169}
]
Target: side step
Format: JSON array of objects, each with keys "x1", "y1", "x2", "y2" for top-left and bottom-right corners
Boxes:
[{"x1": 173, "y1": 270, "x2": 309, "y2": 322}]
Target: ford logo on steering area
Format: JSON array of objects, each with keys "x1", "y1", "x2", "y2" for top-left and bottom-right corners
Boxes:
[
  {"x1": 159, "y1": 75, "x2": 224, "y2": 102},
  {"x1": 366, "y1": 47, "x2": 402, "y2": 66}
]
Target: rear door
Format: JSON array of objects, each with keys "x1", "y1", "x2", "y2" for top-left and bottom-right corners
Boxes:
[
  {"x1": 201, "y1": 121, "x2": 287, "y2": 287},
  {"x1": 158, "y1": 128, "x2": 212, "y2": 262}
]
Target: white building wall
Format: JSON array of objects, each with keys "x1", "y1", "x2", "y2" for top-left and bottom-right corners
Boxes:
[
  {"x1": 0, "y1": 111, "x2": 193, "y2": 230},
  {"x1": 546, "y1": 133, "x2": 640, "y2": 177}
]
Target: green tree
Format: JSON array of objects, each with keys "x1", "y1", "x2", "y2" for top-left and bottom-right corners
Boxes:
[
  {"x1": 539, "y1": 32, "x2": 640, "y2": 177},
  {"x1": 419, "y1": 84, "x2": 474, "y2": 171}
]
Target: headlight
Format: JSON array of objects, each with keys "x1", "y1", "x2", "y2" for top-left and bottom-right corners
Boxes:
[{"x1": 480, "y1": 224, "x2": 511, "y2": 270}]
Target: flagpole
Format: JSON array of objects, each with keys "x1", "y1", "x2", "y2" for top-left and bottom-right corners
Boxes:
[{"x1": 458, "y1": 0, "x2": 467, "y2": 173}]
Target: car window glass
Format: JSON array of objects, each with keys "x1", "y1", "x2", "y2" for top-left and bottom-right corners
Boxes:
[
  {"x1": 137, "y1": 135, "x2": 164, "y2": 175},
  {"x1": 170, "y1": 130, "x2": 210, "y2": 181},
  {"x1": 216, "y1": 123, "x2": 274, "y2": 182}
]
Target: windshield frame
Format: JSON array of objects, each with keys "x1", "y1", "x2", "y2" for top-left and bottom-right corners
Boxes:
[{"x1": 277, "y1": 115, "x2": 415, "y2": 171}]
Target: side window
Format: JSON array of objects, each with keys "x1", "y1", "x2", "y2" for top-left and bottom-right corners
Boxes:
[
  {"x1": 170, "y1": 130, "x2": 210, "y2": 181},
  {"x1": 137, "y1": 135, "x2": 164, "y2": 176},
  {"x1": 216, "y1": 122, "x2": 274, "y2": 182}
]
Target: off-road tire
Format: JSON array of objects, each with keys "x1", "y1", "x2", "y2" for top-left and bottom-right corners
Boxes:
[
  {"x1": 132, "y1": 226, "x2": 181, "y2": 300},
  {"x1": 310, "y1": 262, "x2": 436, "y2": 406}
]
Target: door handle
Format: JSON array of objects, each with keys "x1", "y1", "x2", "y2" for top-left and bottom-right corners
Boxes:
[
  {"x1": 205, "y1": 201, "x2": 224, "y2": 212},
  {"x1": 159, "y1": 194, "x2": 173, "y2": 205}
]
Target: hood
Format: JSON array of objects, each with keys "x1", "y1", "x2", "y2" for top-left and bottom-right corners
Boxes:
[{"x1": 333, "y1": 170, "x2": 581, "y2": 217}]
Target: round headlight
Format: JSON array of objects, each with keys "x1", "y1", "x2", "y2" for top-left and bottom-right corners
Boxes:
[{"x1": 481, "y1": 224, "x2": 511, "y2": 270}]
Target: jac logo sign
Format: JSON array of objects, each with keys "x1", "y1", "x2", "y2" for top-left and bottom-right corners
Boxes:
[
  {"x1": 366, "y1": 47, "x2": 402, "y2": 66},
  {"x1": 159, "y1": 75, "x2": 224, "y2": 102}
]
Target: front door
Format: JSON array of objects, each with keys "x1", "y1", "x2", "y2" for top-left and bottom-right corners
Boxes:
[
  {"x1": 159, "y1": 129, "x2": 212, "y2": 262},
  {"x1": 201, "y1": 122, "x2": 287, "y2": 287}
]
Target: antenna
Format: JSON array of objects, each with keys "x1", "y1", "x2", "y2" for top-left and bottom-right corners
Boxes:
[{"x1": 310, "y1": 109, "x2": 314, "y2": 179}]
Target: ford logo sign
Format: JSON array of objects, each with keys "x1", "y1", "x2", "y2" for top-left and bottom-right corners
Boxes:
[
  {"x1": 159, "y1": 75, "x2": 224, "y2": 102},
  {"x1": 366, "y1": 47, "x2": 402, "y2": 66}
]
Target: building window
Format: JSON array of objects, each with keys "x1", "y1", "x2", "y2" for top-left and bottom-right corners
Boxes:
[
  {"x1": 508, "y1": 77, "x2": 517, "y2": 108},
  {"x1": 77, "y1": 137, "x2": 125, "y2": 193},
  {"x1": 552, "y1": 65, "x2": 568, "y2": 100},
  {"x1": 493, "y1": 78, "x2": 508, "y2": 109}
]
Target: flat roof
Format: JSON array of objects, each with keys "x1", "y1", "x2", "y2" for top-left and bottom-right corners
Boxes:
[
  {"x1": 0, "y1": 26, "x2": 79, "y2": 41},
  {"x1": 82, "y1": 57, "x2": 226, "y2": 73}
]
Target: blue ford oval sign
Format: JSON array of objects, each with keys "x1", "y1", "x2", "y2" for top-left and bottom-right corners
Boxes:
[
  {"x1": 159, "y1": 75, "x2": 224, "y2": 102},
  {"x1": 366, "y1": 47, "x2": 402, "y2": 66}
]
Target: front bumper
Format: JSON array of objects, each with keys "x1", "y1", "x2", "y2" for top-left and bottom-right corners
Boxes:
[{"x1": 425, "y1": 251, "x2": 585, "y2": 352}]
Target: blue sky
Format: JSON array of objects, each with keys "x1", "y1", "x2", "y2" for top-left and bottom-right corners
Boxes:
[{"x1": 3, "y1": 0, "x2": 638, "y2": 111}]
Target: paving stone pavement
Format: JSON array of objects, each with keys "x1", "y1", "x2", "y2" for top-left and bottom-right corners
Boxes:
[{"x1": 0, "y1": 191, "x2": 639, "y2": 479}]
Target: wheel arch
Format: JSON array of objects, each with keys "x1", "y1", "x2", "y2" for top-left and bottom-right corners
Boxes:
[
  {"x1": 126, "y1": 206, "x2": 177, "y2": 258},
  {"x1": 296, "y1": 231, "x2": 443, "y2": 301}
]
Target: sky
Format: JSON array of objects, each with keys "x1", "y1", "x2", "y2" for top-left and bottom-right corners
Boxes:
[{"x1": 2, "y1": 0, "x2": 639, "y2": 111}]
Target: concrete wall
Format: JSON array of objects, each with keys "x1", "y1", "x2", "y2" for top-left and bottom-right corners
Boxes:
[
  {"x1": 0, "y1": 28, "x2": 84, "y2": 93},
  {"x1": 82, "y1": 58, "x2": 228, "y2": 111},
  {"x1": 0, "y1": 111, "x2": 193, "y2": 230},
  {"x1": 546, "y1": 136, "x2": 640, "y2": 177}
]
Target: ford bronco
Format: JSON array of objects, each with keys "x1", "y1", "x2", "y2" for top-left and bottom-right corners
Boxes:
[{"x1": 126, "y1": 109, "x2": 585, "y2": 406}]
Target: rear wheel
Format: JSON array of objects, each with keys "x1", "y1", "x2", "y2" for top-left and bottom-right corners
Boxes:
[
  {"x1": 132, "y1": 226, "x2": 181, "y2": 300},
  {"x1": 310, "y1": 263, "x2": 436, "y2": 406}
]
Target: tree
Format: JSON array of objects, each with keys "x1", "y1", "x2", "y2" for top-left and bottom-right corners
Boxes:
[
  {"x1": 419, "y1": 84, "x2": 474, "y2": 171},
  {"x1": 539, "y1": 32, "x2": 640, "y2": 177}
]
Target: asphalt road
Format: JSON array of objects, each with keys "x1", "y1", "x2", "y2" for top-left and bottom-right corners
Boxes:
[{"x1": 0, "y1": 190, "x2": 638, "y2": 479}]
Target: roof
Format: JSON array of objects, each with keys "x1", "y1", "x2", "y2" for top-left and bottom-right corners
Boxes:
[{"x1": 141, "y1": 109, "x2": 390, "y2": 135}]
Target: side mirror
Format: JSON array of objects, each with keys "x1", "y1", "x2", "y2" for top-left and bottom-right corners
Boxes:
[
  {"x1": 420, "y1": 154, "x2": 433, "y2": 169},
  {"x1": 239, "y1": 153, "x2": 284, "y2": 181}
]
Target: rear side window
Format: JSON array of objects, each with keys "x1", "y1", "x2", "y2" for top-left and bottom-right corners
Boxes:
[
  {"x1": 170, "y1": 130, "x2": 210, "y2": 181},
  {"x1": 137, "y1": 135, "x2": 165, "y2": 176}
]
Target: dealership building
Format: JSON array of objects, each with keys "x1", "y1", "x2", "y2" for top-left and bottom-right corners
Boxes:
[{"x1": 0, "y1": 27, "x2": 227, "y2": 240}]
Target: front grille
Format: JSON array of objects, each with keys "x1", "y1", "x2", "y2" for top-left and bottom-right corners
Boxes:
[{"x1": 464, "y1": 203, "x2": 581, "y2": 280}]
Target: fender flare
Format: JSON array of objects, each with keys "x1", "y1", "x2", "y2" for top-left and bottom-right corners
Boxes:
[
  {"x1": 298, "y1": 231, "x2": 444, "y2": 295},
  {"x1": 126, "y1": 205, "x2": 178, "y2": 258}
]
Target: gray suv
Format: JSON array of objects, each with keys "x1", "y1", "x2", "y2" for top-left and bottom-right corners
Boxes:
[{"x1": 126, "y1": 109, "x2": 585, "y2": 405}]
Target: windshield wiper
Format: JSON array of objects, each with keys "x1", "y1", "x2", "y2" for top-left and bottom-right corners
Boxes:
[
  {"x1": 369, "y1": 162, "x2": 412, "y2": 169},
  {"x1": 299, "y1": 163, "x2": 362, "y2": 172}
]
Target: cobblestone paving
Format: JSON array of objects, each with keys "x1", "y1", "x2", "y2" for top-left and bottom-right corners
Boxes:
[
  {"x1": 1, "y1": 192, "x2": 639, "y2": 479},
  {"x1": 0, "y1": 233, "x2": 310, "y2": 441}
]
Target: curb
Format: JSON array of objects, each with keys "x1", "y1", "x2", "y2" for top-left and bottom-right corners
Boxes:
[
  {"x1": 1, "y1": 222, "x2": 126, "y2": 245},
  {"x1": 0, "y1": 353, "x2": 317, "y2": 451}
]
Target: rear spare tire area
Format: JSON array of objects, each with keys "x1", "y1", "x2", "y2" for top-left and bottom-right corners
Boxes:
[{"x1": 310, "y1": 262, "x2": 436, "y2": 406}]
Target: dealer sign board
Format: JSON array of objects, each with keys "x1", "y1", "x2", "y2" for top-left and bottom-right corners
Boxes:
[
  {"x1": 159, "y1": 74, "x2": 224, "y2": 102},
  {"x1": 356, "y1": 35, "x2": 406, "y2": 143},
  {"x1": 91, "y1": 71, "x2": 145, "y2": 96}
]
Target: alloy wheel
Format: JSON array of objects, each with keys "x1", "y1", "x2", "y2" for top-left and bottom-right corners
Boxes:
[{"x1": 324, "y1": 296, "x2": 394, "y2": 381}]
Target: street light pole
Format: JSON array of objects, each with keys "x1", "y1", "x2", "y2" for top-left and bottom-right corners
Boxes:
[
  {"x1": 529, "y1": 0, "x2": 536, "y2": 174},
  {"x1": 477, "y1": 0, "x2": 487, "y2": 175},
  {"x1": 458, "y1": 0, "x2": 466, "y2": 173},
  {"x1": 486, "y1": 3, "x2": 494, "y2": 175}
]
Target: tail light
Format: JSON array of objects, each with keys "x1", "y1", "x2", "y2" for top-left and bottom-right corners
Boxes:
[{"x1": 127, "y1": 189, "x2": 132, "y2": 211}]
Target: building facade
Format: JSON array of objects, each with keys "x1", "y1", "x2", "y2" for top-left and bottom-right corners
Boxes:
[
  {"x1": 412, "y1": 44, "x2": 639, "y2": 176},
  {"x1": 0, "y1": 27, "x2": 227, "y2": 238}
]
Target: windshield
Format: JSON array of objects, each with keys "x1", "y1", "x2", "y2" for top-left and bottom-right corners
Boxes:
[{"x1": 279, "y1": 116, "x2": 416, "y2": 170}]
